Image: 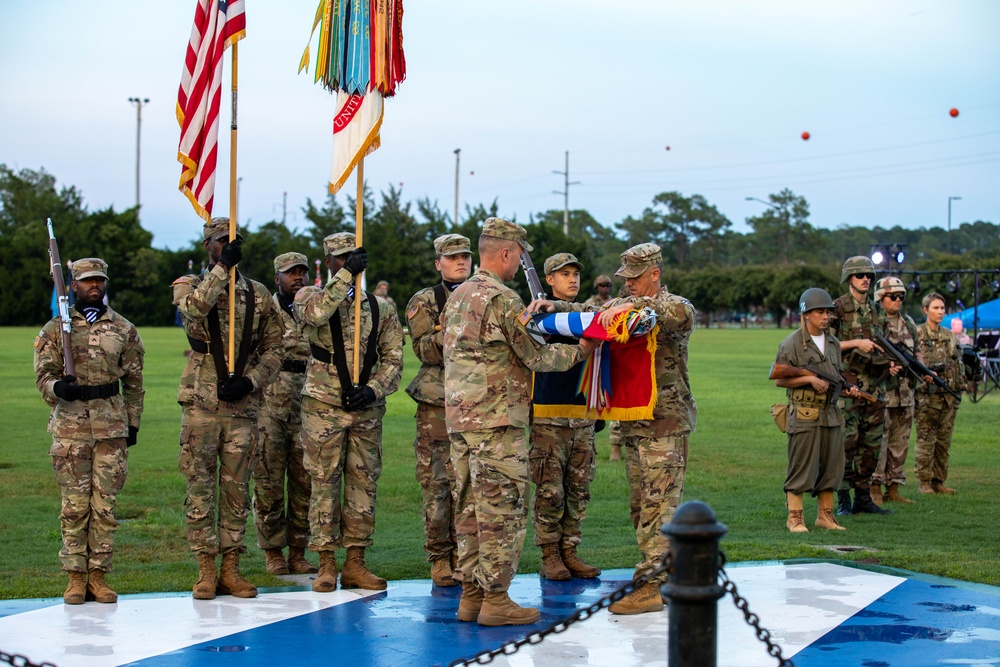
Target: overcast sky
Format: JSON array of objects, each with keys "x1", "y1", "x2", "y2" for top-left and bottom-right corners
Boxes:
[{"x1": 2, "y1": 1, "x2": 998, "y2": 250}]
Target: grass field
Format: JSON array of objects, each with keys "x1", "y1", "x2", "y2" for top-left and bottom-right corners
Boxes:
[{"x1": 1, "y1": 325, "x2": 997, "y2": 599}]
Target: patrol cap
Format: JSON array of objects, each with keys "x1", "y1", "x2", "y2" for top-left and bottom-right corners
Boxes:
[
  {"x1": 434, "y1": 233, "x2": 472, "y2": 257},
  {"x1": 71, "y1": 258, "x2": 109, "y2": 281},
  {"x1": 273, "y1": 252, "x2": 309, "y2": 274},
  {"x1": 203, "y1": 217, "x2": 243, "y2": 242},
  {"x1": 615, "y1": 243, "x2": 662, "y2": 278},
  {"x1": 593, "y1": 274, "x2": 612, "y2": 288},
  {"x1": 799, "y1": 287, "x2": 835, "y2": 313},
  {"x1": 543, "y1": 252, "x2": 583, "y2": 275},
  {"x1": 875, "y1": 276, "x2": 906, "y2": 301},
  {"x1": 481, "y1": 217, "x2": 532, "y2": 252},
  {"x1": 323, "y1": 232, "x2": 357, "y2": 257}
]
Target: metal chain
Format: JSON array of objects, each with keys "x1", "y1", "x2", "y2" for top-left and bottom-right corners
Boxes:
[
  {"x1": 718, "y1": 552, "x2": 794, "y2": 667},
  {"x1": 0, "y1": 649, "x2": 57, "y2": 667}
]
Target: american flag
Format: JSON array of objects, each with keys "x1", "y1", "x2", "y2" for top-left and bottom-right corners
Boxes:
[{"x1": 176, "y1": 0, "x2": 246, "y2": 221}]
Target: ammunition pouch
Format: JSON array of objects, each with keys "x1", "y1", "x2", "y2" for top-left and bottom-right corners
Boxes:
[
  {"x1": 77, "y1": 381, "x2": 120, "y2": 401},
  {"x1": 790, "y1": 387, "x2": 826, "y2": 409},
  {"x1": 794, "y1": 406, "x2": 820, "y2": 421},
  {"x1": 281, "y1": 359, "x2": 307, "y2": 374}
]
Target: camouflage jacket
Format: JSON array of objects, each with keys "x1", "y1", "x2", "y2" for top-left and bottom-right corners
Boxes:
[
  {"x1": 294, "y1": 271, "x2": 404, "y2": 408},
  {"x1": 172, "y1": 264, "x2": 283, "y2": 418},
  {"x1": 829, "y1": 291, "x2": 890, "y2": 391},
  {"x1": 34, "y1": 306, "x2": 145, "y2": 440},
  {"x1": 916, "y1": 322, "x2": 967, "y2": 399},
  {"x1": 774, "y1": 326, "x2": 845, "y2": 431},
  {"x1": 404, "y1": 282, "x2": 457, "y2": 407},
  {"x1": 443, "y1": 268, "x2": 587, "y2": 433},
  {"x1": 883, "y1": 313, "x2": 918, "y2": 408},
  {"x1": 583, "y1": 294, "x2": 607, "y2": 308},
  {"x1": 261, "y1": 293, "x2": 310, "y2": 422}
]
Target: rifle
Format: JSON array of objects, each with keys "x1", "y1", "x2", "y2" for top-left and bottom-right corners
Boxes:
[
  {"x1": 47, "y1": 218, "x2": 76, "y2": 377},
  {"x1": 769, "y1": 363, "x2": 880, "y2": 404},
  {"x1": 519, "y1": 250, "x2": 547, "y2": 302},
  {"x1": 875, "y1": 333, "x2": 962, "y2": 401}
]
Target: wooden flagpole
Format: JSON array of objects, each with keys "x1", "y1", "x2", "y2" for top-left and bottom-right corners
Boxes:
[
  {"x1": 352, "y1": 157, "x2": 364, "y2": 383},
  {"x1": 227, "y1": 42, "x2": 239, "y2": 374}
]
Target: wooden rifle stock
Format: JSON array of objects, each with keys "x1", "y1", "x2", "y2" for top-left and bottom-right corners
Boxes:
[
  {"x1": 769, "y1": 363, "x2": 879, "y2": 404},
  {"x1": 47, "y1": 218, "x2": 76, "y2": 377},
  {"x1": 519, "y1": 250, "x2": 547, "y2": 302}
]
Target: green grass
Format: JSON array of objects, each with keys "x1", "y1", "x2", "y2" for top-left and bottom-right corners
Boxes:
[{"x1": 1, "y1": 326, "x2": 997, "y2": 599}]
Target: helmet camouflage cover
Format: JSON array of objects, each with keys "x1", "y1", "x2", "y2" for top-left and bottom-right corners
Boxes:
[
  {"x1": 874, "y1": 276, "x2": 906, "y2": 301},
  {"x1": 841, "y1": 256, "x2": 875, "y2": 282}
]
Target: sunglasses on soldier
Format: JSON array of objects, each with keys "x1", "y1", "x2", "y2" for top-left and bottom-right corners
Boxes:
[
  {"x1": 854, "y1": 273, "x2": 874, "y2": 281},
  {"x1": 886, "y1": 294, "x2": 904, "y2": 302}
]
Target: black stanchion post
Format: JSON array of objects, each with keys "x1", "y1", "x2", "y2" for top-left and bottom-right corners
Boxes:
[{"x1": 662, "y1": 500, "x2": 728, "y2": 667}]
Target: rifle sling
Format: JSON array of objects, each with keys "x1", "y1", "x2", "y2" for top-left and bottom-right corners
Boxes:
[
  {"x1": 204, "y1": 275, "x2": 258, "y2": 385},
  {"x1": 327, "y1": 292, "x2": 380, "y2": 393}
]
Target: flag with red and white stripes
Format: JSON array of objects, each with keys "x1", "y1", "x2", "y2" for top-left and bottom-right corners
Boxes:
[{"x1": 176, "y1": 0, "x2": 246, "y2": 221}]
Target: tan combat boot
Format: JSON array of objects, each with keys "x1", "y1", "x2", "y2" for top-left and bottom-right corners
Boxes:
[
  {"x1": 814, "y1": 491, "x2": 847, "y2": 531},
  {"x1": 339, "y1": 547, "x2": 387, "y2": 590},
  {"x1": 539, "y1": 543, "x2": 571, "y2": 580},
  {"x1": 431, "y1": 557, "x2": 457, "y2": 587},
  {"x1": 932, "y1": 481, "x2": 957, "y2": 495},
  {"x1": 192, "y1": 553, "x2": 218, "y2": 600},
  {"x1": 64, "y1": 571, "x2": 87, "y2": 605},
  {"x1": 457, "y1": 580, "x2": 484, "y2": 622},
  {"x1": 786, "y1": 492, "x2": 809, "y2": 533},
  {"x1": 609, "y1": 444, "x2": 622, "y2": 461},
  {"x1": 870, "y1": 484, "x2": 885, "y2": 506},
  {"x1": 288, "y1": 547, "x2": 319, "y2": 574},
  {"x1": 87, "y1": 570, "x2": 118, "y2": 603},
  {"x1": 918, "y1": 480, "x2": 935, "y2": 494},
  {"x1": 264, "y1": 548, "x2": 289, "y2": 575},
  {"x1": 885, "y1": 483, "x2": 915, "y2": 504},
  {"x1": 312, "y1": 551, "x2": 338, "y2": 592},
  {"x1": 217, "y1": 552, "x2": 258, "y2": 598},
  {"x1": 609, "y1": 582, "x2": 664, "y2": 615},
  {"x1": 478, "y1": 590, "x2": 541, "y2": 626},
  {"x1": 560, "y1": 547, "x2": 601, "y2": 578}
]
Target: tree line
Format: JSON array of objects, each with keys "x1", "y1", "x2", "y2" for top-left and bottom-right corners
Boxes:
[{"x1": 2, "y1": 164, "x2": 998, "y2": 329}]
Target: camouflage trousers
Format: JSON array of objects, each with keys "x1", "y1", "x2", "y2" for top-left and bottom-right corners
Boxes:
[
  {"x1": 178, "y1": 406, "x2": 259, "y2": 555},
  {"x1": 413, "y1": 403, "x2": 456, "y2": 561},
  {"x1": 450, "y1": 425, "x2": 529, "y2": 594},
  {"x1": 840, "y1": 397, "x2": 885, "y2": 492},
  {"x1": 300, "y1": 397, "x2": 384, "y2": 551},
  {"x1": 529, "y1": 423, "x2": 596, "y2": 548},
  {"x1": 621, "y1": 421, "x2": 687, "y2": 586},
  {"x1": 914, "y1": 394, "x2": 958, "y2": 484},
  {"x1": 51, "y1": 437, "x2": 128, "y2": 573},
  {"x1": 253, "y1": 412, "x2": 311, "y2": 550},
  {"x1": 873, "y1": 404, "x2": 914, "y2": 487}
]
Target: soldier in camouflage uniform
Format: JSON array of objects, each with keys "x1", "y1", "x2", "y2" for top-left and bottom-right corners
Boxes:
[
  {"x1": 252, "y1": 252, "x2": 317, "y2": 576},
  {"x1": 828, "y1": 256, "x2": 893, "y2": 517},
  {"x1": 871, "y1": 277, "x2": 919, "y2": 505},
  {"x1": 914, "y1": 293, "x2": 966, "y2": 495},
  {"x1": 583, "y1": 274, "x2": 612, "y2": 308},
  {"x1": 34, "y1": 258, "x2": 144, "y2": 605},
  {"x1": 530, "y1": 253, "x2": 602, "y2": 581},
  {"x1": 295, "y1": 233, "x2": 404, "y2": 593},
  {"x1": 173, "y1": 218, "x2": 284, "y2": 600},
  {"x1": 404, "y1": 233, "x2": 473, "y2": 587},
  {"x1": 444, "y1": 218, "x2": 598, "y2": 627}
]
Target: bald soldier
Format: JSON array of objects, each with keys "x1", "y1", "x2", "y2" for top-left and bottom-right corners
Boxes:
[
  {"x1": 444, "y1": 217, "x2": 599, "y2": 626},
  {"x1": 34, "y1": 258, "x2": 145, "y2": 605},
  {"x1": 404, "y1": 233, "x2": 473, "y2": 586}
]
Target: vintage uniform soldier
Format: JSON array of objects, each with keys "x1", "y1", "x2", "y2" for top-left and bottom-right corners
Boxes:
[
  {"x1": 444, "y1": 218, "x2": 598, "y2": 626},
  {"x1": 173, "y1": 218, "x2": 284, "y2": 600},
  {"x1": 295, "y1": 233, "x2": 404, "y2": 593},
  {"x1": 871, "y1": 277, "x2": 919, "y2": 505},
  {"x1": 531, "y1": 252, "x2": 602, "y2": 581},
  {"x1": 34, "y1": 258, "x2": 145, "y2": 604},
  {"x1": 252, "y1": 252, "x2": 317, "y2": 576},
  {"x1": 828, "y1": 256, "x2": 893, "y2": 516},
  {"x1": 404, "y1": 233, "x2": 473, "y2": 587}
]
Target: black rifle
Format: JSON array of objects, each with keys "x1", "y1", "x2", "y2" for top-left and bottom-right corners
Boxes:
[{"x1": 875, "y1": 333, "x2": 962, "y2": 401}]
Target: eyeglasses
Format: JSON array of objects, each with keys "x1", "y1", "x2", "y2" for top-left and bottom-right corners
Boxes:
[
  {"x1": 854, "y1": 273, "x2": 875, "y2": 280},
  {"x1": 886, "y1": 294, "x2": 905, "y2": 302},
  {"x1": 596, "y1": 283, "x2": 611, "y2": 288}
]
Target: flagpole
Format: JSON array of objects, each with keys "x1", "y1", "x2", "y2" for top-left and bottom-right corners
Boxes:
[
  {"x1": 352, "y1": 157, "x2": 364, "y2": 383},
  {"x1": 227, "y1": 42, "x2": 239, "y2": 374}
]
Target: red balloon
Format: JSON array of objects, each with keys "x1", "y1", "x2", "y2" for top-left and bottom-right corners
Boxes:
[
  {"x1": 950, "y1": 107, "x2": 959, "y2": 117},
  {"x1": 801, "y1": 131, "x2": 811, "y2": 141},
  {"x1": 665, "y1": 145, "x2": 671, "y2": 151}
]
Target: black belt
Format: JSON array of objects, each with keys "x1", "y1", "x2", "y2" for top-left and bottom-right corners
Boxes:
[
  {"x1": 310, "y1": 344, "x2": 333, "y2": 364},
  {"x1": 78, "y1": 381, "x2": 120, "y2": 401},
  {"x1": 282, "y1": 359, "x2": 307, "y2": 373},
  {"x1": 187, "y1": 336, "x2": 209, "y2": 354}
]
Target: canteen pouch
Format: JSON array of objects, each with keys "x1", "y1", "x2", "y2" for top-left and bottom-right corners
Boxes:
[{"x1": 770, "y1": 404, "x2": 788, "y2": 433}]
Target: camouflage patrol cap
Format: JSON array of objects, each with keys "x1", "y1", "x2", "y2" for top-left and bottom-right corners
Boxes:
[
  {"x1": 203, "y1": 217, "x2": 244, "y2": 242},
  {"x1": 72, "y1": 257, "x2": 109, "y2": 281},
  {"x1": 615, "y1": 243, "x2": 662, "y2": 278},
  {"x1": 841, "y1": 255, "x2": 875, "y2": 282},
  {"x1": 323, "y1": 232, "x2": 357, "y2": 257},
  {"x1": 481, "y1": 217, "x2": 533, "y2": 252},
  {"x1": 875, "y1": 276, "x2": 906, "y2": 301},
  {"x1": 273, "y1": 252, "x2": 309, "y2": 274},
  {"x1": 434, "y1": 233, "x2": 472, "y2": 257},
  {"x1": 593, "y1": 274, "x2": 612, "y2": 288},
  {"x1": 543, "y1": 252, "x2": 583, "y2": 275}
]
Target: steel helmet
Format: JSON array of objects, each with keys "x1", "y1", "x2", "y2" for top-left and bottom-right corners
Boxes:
[
  {"x1": 874, "y1": 276, "x2": 906, "y2": 301},
  {"x1": 841, "y1": 256, "x2": 875, "y2": 282},
  {"x1": 799, "y1": 287, "x2": 835, "y2": 314}
]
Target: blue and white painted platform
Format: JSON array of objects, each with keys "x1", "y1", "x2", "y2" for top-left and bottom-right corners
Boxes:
[{"x1": 1, "y1": 561, "x2": 998, "y2": 666}]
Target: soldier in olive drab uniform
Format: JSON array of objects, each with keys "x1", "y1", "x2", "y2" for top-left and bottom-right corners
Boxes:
[
  {"x1": 173, "y1": 218, "x2": 284, "y2": 600},
  {"x1": 404, "y1": 233, "x2": 473, "y2": 587},
  {"x1": 252, "y1": 252, "x2": 317, "y2": 576},
  {"x1": 444, "y1": 218, "x2": 598, "y2": 627},
  {"x1": 828, "y1": 256, "x2": 893, "y2": 516},
  {"x1": 914, "y1": 292, "x2": 966, "y2": 495},
  {"x1": 34, "y1": 258, "x2": 144, "y2": 605},
  {"x1": 295, "y1": 233, "x2": 404, "y2": 593},
  {"x1": 530, "y1": 253, "x2": 602, "y2": 581},
  {"x1": 871, "y1": 277, "x2": 919, "y2": 505}
]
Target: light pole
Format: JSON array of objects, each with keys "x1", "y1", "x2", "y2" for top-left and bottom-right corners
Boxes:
[
  {"x1": 128, "y1": 97, "x2": 150, "y2": 222},
  {"x1": 553, "y1": 151, "x2": 580, "y2": 236},
  {"x1": 453, "y1": 148, "x2": 461, "y2": 226},
  {"x1": 947, "y1": 195, "x2": 961, "y2": 255}
]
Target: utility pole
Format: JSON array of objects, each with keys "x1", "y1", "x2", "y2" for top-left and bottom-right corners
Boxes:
[
  {"x1": 552, "y1": 150, "x2": 580, "y2": 235},
  {"x1": 128, "y1": 97, "x2": 150, "y2": 222},
  {"x1": 453, "y1": 148, "x2": 461, "y2": 225},
  {"x1": 283, "y1": 191, "x2": 288, "y2": 224},
  {"x1": 948, "y1": 195, "x2": 962, "y2": 254}
]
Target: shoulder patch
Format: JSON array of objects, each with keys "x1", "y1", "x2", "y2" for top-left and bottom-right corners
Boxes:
[
  {"x1": 172, "y1": 275, "x2": 195, "y2": 286},
  {"x1": 406, "y1": 305, "x2": 419, "y2": 320},
  {"x1": 34, "y1": 335, "x2": 42, "y2": 348},
  {"x1": 517, "y1": 308, "x2": 533, "y2": 327}
]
